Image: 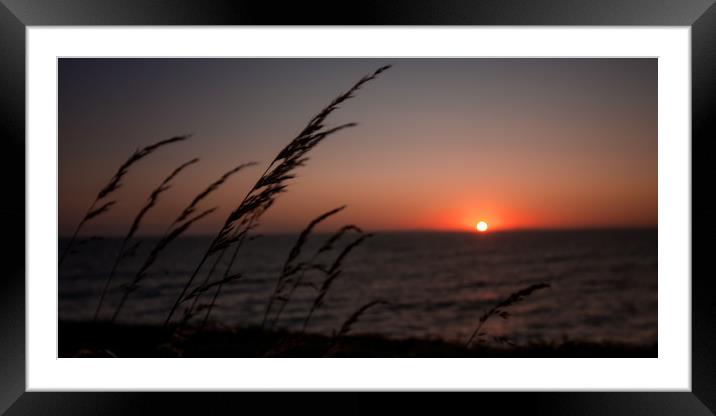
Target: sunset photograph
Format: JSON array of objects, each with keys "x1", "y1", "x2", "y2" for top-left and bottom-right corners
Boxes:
[{"x1": 58, "y1": 58, "x2": 657, "y2": 357}]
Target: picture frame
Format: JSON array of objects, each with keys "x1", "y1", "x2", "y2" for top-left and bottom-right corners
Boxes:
[{"x1": 1, "y1": 0, "x2": 711, "y2": 414}]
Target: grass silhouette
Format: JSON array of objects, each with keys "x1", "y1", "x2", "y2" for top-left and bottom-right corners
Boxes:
[
  {"x1": 59, "y1": 64, "x2": 568, "y2": 358},
  {"x1": 163, "y1": 65, "x2": 391, "y2": 327},
  {"x1": 59, "y1": 135, "x2": 190, "y2": 266},
  {"x1": 464, "y1": 283, "x2": 551, "y2": 348},
  {"x1": 110, "y1": 162, "x2": 256, "y2": 323},
  {"x1": 262, "y1": 205, "x2": 347, "y2": 328},
  {"x1": 94, "y1": 158, "x2": 198, "y2": 321}
]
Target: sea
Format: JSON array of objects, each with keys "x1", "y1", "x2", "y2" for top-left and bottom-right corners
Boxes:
[{"x1": 59, "y1": 229, "x2": 657, "y2": 346}]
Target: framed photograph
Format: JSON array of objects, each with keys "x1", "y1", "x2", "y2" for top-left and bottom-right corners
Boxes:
[{"x1": 1, "y1": 0, "x2": 712, "y2": 414}]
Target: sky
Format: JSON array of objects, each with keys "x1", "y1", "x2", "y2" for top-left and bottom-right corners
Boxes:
[{"x1": 58, "y1": 58, "x2": 657, "y2": 236}]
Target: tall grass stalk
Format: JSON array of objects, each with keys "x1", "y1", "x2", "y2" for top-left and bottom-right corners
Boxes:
[
  {"x1": 261, "y1": 206, "x2": 347, "y2": 328},
  {"x1": 184, "y1": 247, "x2": 225, "y2": 320},
  {"x1": 321, "y1": 300, "x2": 388, "y2": 357},
  {"x1": 164, "y1": 65, "x2": 391, "y2": 327},
  {"x1": 464, "y1": 283, "x2": 550, "y2": 348},
  {"x1": 93, "y1": 158, "x2": 198, "y2": 321},
  {"x1": 334, "y1": 300, "x2": 388, "y2": 338},
  {"x1": 111, "y1": 162, "x2": 255, "y2": 323},
  {"x1": 200, "y1": 225, "x2": 250, "y2": 327},
  {"x1": 268, "y1": 224, "x2": 363, "y2": 330},
  {"x1": 110, "y1": 207, "x2": 217, "y2": 323},
  {"x1": 301, "y1": 233, "x2": 372, "y2": 333},
  {"x1": 59, "y1": 135, "x2": 189, "y2": 266}
]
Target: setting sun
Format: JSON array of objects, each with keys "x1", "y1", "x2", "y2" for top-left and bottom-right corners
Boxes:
[
  {"x1": 476, "y1": 221, "x2": 489, "y2": 232},
  {"x1": 56, "y1": 58, "x2": 658, "y2": 359}
]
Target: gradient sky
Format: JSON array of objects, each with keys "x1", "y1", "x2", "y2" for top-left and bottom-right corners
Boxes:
[{"x1": 59, "y1": 58, "x2": 657, "y2": 236}]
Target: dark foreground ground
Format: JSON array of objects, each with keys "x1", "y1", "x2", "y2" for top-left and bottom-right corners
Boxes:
[{"x1": 59, "y1": 321, "x2": 657, "y2": 358}]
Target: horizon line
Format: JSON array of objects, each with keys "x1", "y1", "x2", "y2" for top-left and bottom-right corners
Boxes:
[{"x1": 60, "y1": 225, "x2": 658, "y2": 239}]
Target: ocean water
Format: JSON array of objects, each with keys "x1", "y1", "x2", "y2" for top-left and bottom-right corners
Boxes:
[{"x1": 59, "y1": 229, "x2": 657, "y2": 345}]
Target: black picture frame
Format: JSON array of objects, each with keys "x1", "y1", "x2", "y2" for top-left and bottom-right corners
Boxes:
[{"x1": 0, "y1": 0, "x2": 712, "y2": 414}]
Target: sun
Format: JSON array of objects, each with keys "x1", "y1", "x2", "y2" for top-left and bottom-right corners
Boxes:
[{"x1": 476, "y1": 221, "x2": 489, "y2": 232}]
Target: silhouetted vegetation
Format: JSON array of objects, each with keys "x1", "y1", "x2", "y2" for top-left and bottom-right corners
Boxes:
[
  {"x1": 94, "y1": 158, "x2": 198, "y2": 321},
  {"x1": 59, "y1": 65, "x2": 569, "y2": 358},
  {"x1": 465, "y1": 283, "x2": 551, "y2": 348},
  {"x1": 60, "y1": 321, "x2": 656, "y2": 358},
  {"x1": 60, "y1": 135, "x2": 190, "y2": 266}
]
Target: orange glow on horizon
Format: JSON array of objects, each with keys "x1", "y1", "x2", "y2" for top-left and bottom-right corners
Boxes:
[{"x1": 57, "y1": 60, "x2": 657, "y2": 237}]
